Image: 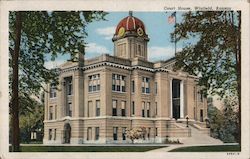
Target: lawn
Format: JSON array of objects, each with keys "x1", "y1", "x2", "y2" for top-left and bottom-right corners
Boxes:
[
  {"x1": 10, "y1": 146, "x2": 166, "y2": 152},
  {"x1": 169, "y1": 145, "x2": 241, "y2": 152}
]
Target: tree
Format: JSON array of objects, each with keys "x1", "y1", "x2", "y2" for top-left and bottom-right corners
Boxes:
[
  {"x1": 19, "y1": 97, "x2": 44, "y2": 143},
  {"x1": 172, "y1": 11, "x2": 241, "y2": 143},
  {"x1": 9, "y1": 11, "x2": 107, "y2": 151},
  {"x1": 208, "y1": 94, "x2": 239, "y2": 143},
  {"x1": 126, "y1": 127, "x2": 147, "y2": 143}
]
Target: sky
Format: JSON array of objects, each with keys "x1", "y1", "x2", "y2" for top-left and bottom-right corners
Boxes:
[{"x1": 44, "y1": 12, "x2": 184, "y2": 69}]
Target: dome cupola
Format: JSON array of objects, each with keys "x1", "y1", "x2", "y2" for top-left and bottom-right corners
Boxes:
[
  {"x1": 112, "y1": 11, "x2": 149, "y2": 41},
  {"x1": 112, "y1": 11, "x2": 149, "y2": 61}
]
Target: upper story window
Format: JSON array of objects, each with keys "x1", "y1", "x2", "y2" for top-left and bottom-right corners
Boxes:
[
  {"x1": 146, "y1": 102, "x2": 150, "y2": 117},
  {"x1": 199, "y1": 90, "x2": 203, "y2": 102},
  {"x1": 142, "y1": 77, "x2": 150, "y2": 94},
  {"x1": 142, "y1": 102, "x2": 145, "y2": 117},
  {"x1": 64, "y1": 77, "x2": 73, "y2": 96},
  {"x1": 96, "y1": 100, "x2": 100, "y2": 116},
  {"x1": 88, "y1": 74, "x2": 100, "y2": 92},
  {"x1": 131, "y1": 101, "x2": 135, "y2": 116},
  {"x1": 112, "y1": 100, "x2": 117, "y2": 116},
  {"x1": 49, "y1": 83, "x2": 57, "y2": 98},
  {"x1": 66, "y1": 102, "x2": 72, "y2": 117},
  {"x1": 112, "y1": 74, "x2": 126, "y2": 92},
  {"x1": 121, "y1": 101, "x2": 126, "y2": 117},
  {"x1": 49, "y1": 106, "x2": 53, "y2": 120},
  {"x1": 132, "y1": 80, "x2": 135, "y2": 93}
]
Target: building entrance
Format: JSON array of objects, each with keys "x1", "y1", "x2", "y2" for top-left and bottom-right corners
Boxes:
[{"x1": 63, "y1": 123, "x2": 71, "y2": 143}]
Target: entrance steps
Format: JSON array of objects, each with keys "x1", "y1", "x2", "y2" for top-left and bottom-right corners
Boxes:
[{"x1": 173, "y1": 122, "x2": 223, "y2": 145}]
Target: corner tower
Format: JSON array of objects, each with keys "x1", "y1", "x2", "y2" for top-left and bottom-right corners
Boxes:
[{"x1": 112, "y1": 11, "x2": 150, "y2": 61}]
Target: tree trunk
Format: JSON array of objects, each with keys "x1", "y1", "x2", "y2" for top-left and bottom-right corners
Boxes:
[{"x1": 11, "y1": 11, "x2": 22, "y2": 152}]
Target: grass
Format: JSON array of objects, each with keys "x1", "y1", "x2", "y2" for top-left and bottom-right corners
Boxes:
[
  {"x1": 169, "y1": 145, "x2": 241, "y2": 152},
  {"x1": 10, "y1": 146, "x2": 166, "y2": 152}
]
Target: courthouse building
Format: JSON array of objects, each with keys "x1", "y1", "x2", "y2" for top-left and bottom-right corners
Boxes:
[{"x1": 43, "y1": 12, "x2": 208, "y2": 144}]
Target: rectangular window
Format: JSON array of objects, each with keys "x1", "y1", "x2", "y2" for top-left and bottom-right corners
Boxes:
[
  {"x1": 65, "y1": 77, "x2": 73, "y2": 95},
  {"x1": 155, "y1": 82, "x2": 158, "y2": 94},
  {"x1": 131, "y1": 101, "x2": 135, "y2": 115},
  {"x1": 199, "y1": 90, "x2": 203, "y2": 102},
  {"x1": 95, "y1": 127, "x2": 99, "y2": 140},
  {"x1": 112, "y1": 100, "x2": 117, "y2": 116},
  {"x1": 142, "y1": 77, "x2": 150, "y2": 94},
  {"x1": 112, "y1": 74, "x2": 126, "y2": 92},
  {"x1": 113, "y1": 127, "x2": 118, "y2": 140},
  {"x1": 121, "y1": 101, "x2": 126, "y2": 116},
  {"x1": 122, "y1": 127, "x2": 126, "y2": 140},
  {"x1": 49, "y1": 106, "x2": 53, "y2": 120},
  {"x1": 148, "y1": 128, "x2": 151, "y2": 139},
  {"x1": 87, "y1": 127, "x2": 92, "y2": 140},
  {"x1": 96, "y1": 100, "x2": 100, "y2": 116},
  {"x1": 68, "y1": 102, "x2": 72, "y2": 117},
  {"x1": 88, "y1": 74, "x2": 100, "y2": 92},
  {"x1": 155, "y1": 102, "x2": 157, "y2": 116},
  {"x1": 132, "y1": 80, "x2": 135, "y2": 93},
  {"x1": 55, "y1": 105, "x2": 57, "y2": 119},
  {"x1": 88, "y1": 101, "x2": 92, "y2": 117},
  {"x1": 49, "y1": 83, "x2": 57, "y2": 98},
  {"x1": 48, "y1": 129, "x2": 52, "y2": 140},
  {"x1": 155, "y1": 128, "x2": 158, "y2": 136},
  {"x1": 54, "y1": 129, "x2": 56, "y2": 140},
  {"x1": 142, "y1": 102, "x2": 145, "y2": 117},
  {"x1": 147, "y1": 102, "x2": 150, "y2": 117}
]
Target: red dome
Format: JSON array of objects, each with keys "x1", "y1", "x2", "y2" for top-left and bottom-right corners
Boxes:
[{"x1": 115, "y1": 13, "x2": 146, "y2": 35}]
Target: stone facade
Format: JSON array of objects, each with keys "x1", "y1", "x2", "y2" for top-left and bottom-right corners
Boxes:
[{"x1": 43, "y1": 13, "x2": 208, "y2": 144}]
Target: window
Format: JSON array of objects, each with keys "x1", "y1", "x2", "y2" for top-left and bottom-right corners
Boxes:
[
  {"x1": 95, "y1": 127, "x2": 99, "y2": 140},
  {"x1": 112, "y1": 100, "x2": 117, "y2": 116},
  {"x1": 96, "y1": 100, "x2": 100, "y2": 116},
  {"x1": 49, "y1": 84, "x2": 57, "y2": 98},
  {"x1": 155, "y1": 128, "x2": 158, "y2": 136},
  {"x1": 65, "y1": 77, "x2": 73, "y2": 95},
  {"x1": 113, "y1": 127, "x2": 118, "y2": 140},
  {"x1": 121, "y1": 101, "x2": 126, "y2": 116},
  {"x1": 155, "y1": 82, "x2": 158, "y2": 94},
  {"x1": 155, "y1": 102, "x2": 157, "y2": 116},
  {"x1": 132, "y1": 80, "x2": 135, "y2": 93},
  {"x1": 142, "y1": 77, "x2": 150, "y2": 94},
  {"x1": 87, "y1": 101, "x2": 92, "y2": 117},
  {"x1": 122, "y1": 127, "x2": 126, "y2": 140},
  {"x1": 54, "y1": 129, "x2": 56, "y2": 140},
  {"x1": 49, "y1": 106, "x2": 53, "y2": 120},
  {"x1": 148, "y1": 128, "x2": 151, "y2": 139},
  {"x1": 67, "y1": 103, "x2": 72, "y2": 117},
  {"x1": 142, "y1": 102, "x2": 145, "y2": 117},
  {"x1": 146, "y1": 102, "x2": 150, "y2": 117},
  {"x1": 131, "y1": 101, "x2": 135, "y2": 115},
  {"x1": 199, "y1": 90, "x2": 203, "y2": 102},
  {"x1": 55, "y1": 105, "x2": 57, "y2": 119},
  {"x1": 112, "y1": 74, "x2": 126, "y2": 92},
  {"x1": 87, "y1": 127, "x2": 92, "y2": 140},
  {"x1": 88, "y1": 74, "x2": 100, "y2": 92},
  {"x1": 48, "y1": 129, "x2": 52, "y2": 140}
]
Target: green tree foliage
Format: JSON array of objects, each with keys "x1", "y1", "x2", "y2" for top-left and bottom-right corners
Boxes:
[
  {"x1": 9, "y1": 11, "x2": 107, "y2": 151},
  {"x1": 172, "y1": 11, "x2": 241, "y2": 143},
  {"x1": 19, "y1": 97, "x2": 44, "y2": 143},
  {"x1": 208, "y1": 95, "x2": 239, "y2": 143}
]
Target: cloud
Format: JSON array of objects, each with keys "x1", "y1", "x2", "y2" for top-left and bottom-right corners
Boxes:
[
  {"x1": 85, "y1": 43, "x2": 111, "y2": 59},
  {"x1": 148, "y1": 46, "x2": 181, "y2": 62},
  {"x1": 96, "y1": 26, "x2": 116, "y2": 40},
  {"x1": 44, "y1": 59, "x2": 66, "y2": 69}
]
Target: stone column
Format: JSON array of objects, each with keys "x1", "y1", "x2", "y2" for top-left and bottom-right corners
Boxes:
[{"x1": 180, "y1": 80, "x2": 184, "y2": 118}]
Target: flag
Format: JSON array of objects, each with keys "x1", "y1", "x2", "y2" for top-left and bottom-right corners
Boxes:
[{"x1": 168, "y1": 12, "x2": 176, "y2": 24}]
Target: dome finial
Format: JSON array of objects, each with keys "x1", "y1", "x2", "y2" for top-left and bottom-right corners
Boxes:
[{"x1": 129, "y1": 11, "x2": 133, "y2": 17}]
